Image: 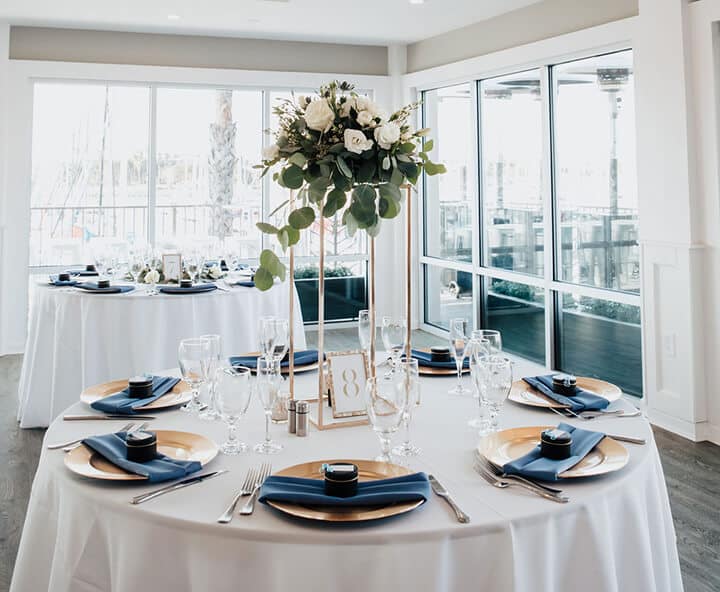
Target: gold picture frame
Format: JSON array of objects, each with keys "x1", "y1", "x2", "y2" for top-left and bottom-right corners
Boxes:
[
  {"x1": 162, "y1": 253, "x2": 182, "y2": 283},
  {"x1": 326, "y1": 350, "x2": 369, "y2": 419}
]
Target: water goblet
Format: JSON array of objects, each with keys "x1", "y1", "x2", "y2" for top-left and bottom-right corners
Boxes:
[
  {"x1": 448, "y1": 318, "x2": 470, "y2": 396},
  {"x1": 178, "y1": 337, "x2": 212, "y2": 413},
  {"x1": 473, "y1": 329, "x2": 502, "y2": 355},
  {"x1": 391, "y1": 359, "x2": 421, "y2": 457},
  {"x1": 479, "y1": 355, "x2": 513, "y2": 432},
  {"x1": 363, "y1": 373, "x2": 407, "y2": 462},
  {"x1": 381, "y1": 316, "x2": 407, "y2": 374},
  {"x1": 254, "y1": 358, "x2": 283, "y2": 454},
  {"x1": 215, "y1": 366, "x2": 252, "y2": 455},
  {"x1": 199, "y1": 334, "x2": 222, "y2": 421}
]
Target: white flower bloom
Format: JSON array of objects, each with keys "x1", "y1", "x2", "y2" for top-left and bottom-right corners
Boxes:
[
  {"x1": 144, "y1": 269, "x2": 160, "y2": 284},
  {"x1": 262, "y1": 144, "x2": 280, "y2": 161},
  {"x1": 208, "y1": 265, "x2": 223, "y2": 279},
  {"x1": 356, "y1": 110, "x2": 376, "y2": 127},
  {"x1": 354, "y1": 96, "x2": 376, "y2": 114},
  {"x1": 344, "y1": 129, "x2": 374, "y2": 154},
  {"x1": 401, "y1": 128, "x2": 414, "y2": 141},
  {"x1": 374, "y1": 122, "x2": 401, "y2": 150},
  {"x1": 304, "y1": 99, "x2": 335, "y2": 132},
  {"x1": 297, "y1": 95, "x2": 307, "y2": 107},
  {"x1": 339, "y1": 97, "x2": 352, "y2": 117}
]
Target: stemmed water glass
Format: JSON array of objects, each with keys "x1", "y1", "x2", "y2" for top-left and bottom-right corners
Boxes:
[
  {"x1": 363, "y1": 373, "x2": 407, "y2": 462},
  {"x1": 479, "y1": 355, "x2": 513, "y2": 432},
  {"x1": 473, "y1": 329, "x2": 502, "y2": 355},
  {"x1": 391, "y1": 359, "x2": 421, "y2": 457},
  {"x1": 199, "y1": 334, "x2": 222, "y2": 421},
  {"x1": 381, "y1": 317, "x2": 407, "y2": 374},
  {"x1": 254, "y1": 358, "x2": 283, "y2": 454},
  {"x1": 178, "y1": 337, "x2": 212, "y2": 413},
  {"x1": 215, "y1": 366, "x2": 253, "y2": 455},
  {"x1": 448, "y1": 318, "x2": 470, "y2": 396}
]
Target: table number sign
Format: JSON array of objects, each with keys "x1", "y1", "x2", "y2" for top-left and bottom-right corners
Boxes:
[
  {"x1": 162, "y1": 254, "x2": 182, "y2": 283},
  {"x1": 326, "y1": 350, "x2": 369, "y2": 419}
]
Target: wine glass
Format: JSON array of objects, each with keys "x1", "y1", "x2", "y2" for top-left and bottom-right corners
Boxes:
[
  {"x1": 254, "y1": 358, "x2": 283, "y2": 454},
  {"x1": 473, "y1": 329, "x2": 502, "y2": 355},
  {"x1": 448, "y1": 318, "x2": 470, "y2": 396},
  {"x1": 178, "y1": 337, "x2": 211, "y2": 413},
  {"x1": 129, "y1": 253, "x2": 144, "y2": 284},
  {"x1": 199, "y1": 334, "x2": 222, "y2": 421},
  {"x1": 184, "y1": 253, "x2": 198, "y2": 285},
  {"x1": 271, "y1": 319, "x2": 289, "y2": 364},
  {"x1": 215, "y1": 366, "x2": 252, "y2": 455},
  {"x1": 391, "y1": 359, "x2": 421, "y2": 457},
  {"x1": 358, "y1": 309, "x2": 371, "y2": 352},
  {"x1": 479, "y1": 355, "x2": 513, "y2": 432},
  {"x1": 258, "y1": 316, "x2": 278, "y2": 363},
  {"x1": 363, "y1": 373, "x2": 406, "y2": 462},
  {"x1": 381, "y1": 317, "x2": 407, "y2": 374},
  {"x1": 467, "y1": 337, "x2": 491, "y2": 429}
]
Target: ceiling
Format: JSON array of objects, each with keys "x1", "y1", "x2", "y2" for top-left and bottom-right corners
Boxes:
[{"x1": 0, "y1": 0, "x2": 542, "y2": 45}]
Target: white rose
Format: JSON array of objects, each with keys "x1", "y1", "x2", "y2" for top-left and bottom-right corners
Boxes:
[
  {"x1": 354, "y1": 96, "x2": 374, "y2": 113},
  {"x1": 144, "y1": 269, "x2": 160, "y2": 284},
  {"x1": 304, "y1": 99, "x2": 335, "y2": 132},
  {"x1": 208, "y1": 264, "x2": 223, "y2": 279},
  {"x1": 339, "y1": 97, "x2": 352, "y2": 117},
  {"x1": 262, "y1": 144, "x2": 280, "y2": 161},
  {"x1": 344, "y1": 129, "x2": 374, "y2": 154},
  {"x1": 297, "y1": 95, "x2": 307, "y2": 107},
  {"x1": 374, "y1": 122, "x2": 401, "y2": 150},
  {"x1": 356, "y1": 110, "x2": 376, "y2": 127}
]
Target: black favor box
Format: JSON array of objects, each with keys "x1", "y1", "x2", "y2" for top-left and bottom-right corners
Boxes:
[
  {"x1": 322, "y1": 463, "x2": 359, "y2": 497},
  {"x1": 126, "y1": 431, "x2": 157, "y2": 463},
  {"x1": 128, "y1": 376, "x2": 154, "y2": 399},
  {"x1": 540, "y1": 428, "x2": 572, "y2": 460},
  {"x1": 430, "y1": 346, "x2": 451, "y2": 363}
]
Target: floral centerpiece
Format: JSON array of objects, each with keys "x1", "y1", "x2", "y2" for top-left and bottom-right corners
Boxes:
[{"x1": 253, "y1": 80, "x2": 445, "y2": 290}]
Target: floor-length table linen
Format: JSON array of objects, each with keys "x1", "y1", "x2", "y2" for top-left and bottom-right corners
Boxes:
[
  {"x1": 17, "y1": 282, "x2": 306, "y2": 428},
  {"x1": 11, "y1": 360, "x2": 683, "y2": 592}
]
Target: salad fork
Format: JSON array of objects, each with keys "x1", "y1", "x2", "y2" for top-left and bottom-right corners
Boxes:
[
  {"x1": 238, "y1": 462, "x2": 272, "y2": 516},
  {"x1": 217, "y1": 467, "x2": 258, "y2": 524},
  {"x1": 473, "y1": 460, "x2": 569, "y2": 503}
]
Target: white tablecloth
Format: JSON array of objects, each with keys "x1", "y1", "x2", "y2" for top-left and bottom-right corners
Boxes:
[
  {"x1": 11, "y1": 360, "x2": 683, "y2": 592},
  {"x1": 17, "y1": 282, "x2": 307, "y2": 428}
]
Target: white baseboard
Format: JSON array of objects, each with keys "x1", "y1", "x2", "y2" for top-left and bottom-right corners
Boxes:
[
  {"x1": 648, "y1": 407, "x2": 720, "y2": 444},
  {"x1": 697, "y1": 422, "x2": 720, "y2": 446}
]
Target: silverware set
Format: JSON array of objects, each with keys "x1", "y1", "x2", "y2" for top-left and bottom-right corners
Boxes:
[
  {"x1": 47, "y1": 421, "x2": 149, "y2": 451},
  {"x1": 549, "y1": 406, "x2": 641, "y2": 421},
  {"x1": 63, "y1": 414, "x2": 156, "y2": 421},
  {"x1": 131, "y1": 469, "x2": 229, "y2": 505}
]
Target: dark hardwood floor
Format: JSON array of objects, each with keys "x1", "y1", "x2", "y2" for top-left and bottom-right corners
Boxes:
[{"x1": 1, "y1": 336, "x2": 718, "y2": 591}]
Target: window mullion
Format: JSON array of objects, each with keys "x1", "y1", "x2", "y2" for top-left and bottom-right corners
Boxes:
[
  {"x1": 147, "y1": 85, "x2": 157, "y2": 246},
  {"x1": 541, "y1": 65, "x2": 556, "y2": 370}
]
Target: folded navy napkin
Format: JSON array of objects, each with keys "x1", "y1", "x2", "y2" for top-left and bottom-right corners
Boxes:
[
  {"x1": 410, "y1": 349, "x2": 470, "y2": 369},
  {"x1": 91, "y1": 376, "x2": 181, "y2": 414},
  {"x1": 82, "y1": 431, "x2": 202, "y2": 483},
  {"x1": 159, "y1": 283, "x2": 218, "y2": 294},
  {"x1": 259, "y1": 472, "x2": 431, "y2": 508},
  {"x1": 49, "y1": 275, "x2": 78, "y2": 286},
  {"x1": 503, "y1": 422, "x2": 606, "y2": 482},
  {"x1": 76, "y1": 283, "x2": 135, "y2": 294},
  {"x1": 66, "y1": 269, "x2": 99, "y2": 276},
  {"x1": 232, "y1": 280, "x2": 255, "y2": 288},
  {"x1": 229, "y1": 350, "x2": 319, "y2": 369},
  {"x1": 522, "y1": 375, "x2": 610, "y2": 412}
]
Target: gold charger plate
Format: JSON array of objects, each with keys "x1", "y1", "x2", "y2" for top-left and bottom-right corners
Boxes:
[
  {"x1": 64, "y1": 430, "x2": 218, "y2": 481},
  {"x1": 477, "y1": 426, "x2": 629, "y2": 479},
  {"x1": 232, "y1": 351, "x2": 319, "y2": 374},
  {"x1": 266, "y1": 459, "x2": 424, "y2": 522},
  {"x1": 80, "y1": 378, "x2": 191, "y2": 410},
  {"x1": 413, "y1": 347, "x2": 470, "y2": 376},
  {"x1": 508, "y1": 376, "x2": 622, "y2": 409}
]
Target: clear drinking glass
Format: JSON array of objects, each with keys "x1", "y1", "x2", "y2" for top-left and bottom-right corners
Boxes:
[
  {"x1": 178, "y1": 337, "x2": 212, "y2": 413},
  {"x1": 271, "y1": 319, "x2": 289, "y2": 364},
  {"x1": 358, "y1": 309, "x2": 371, "y2": 352},
  {"x1": 199, "y1": 334, "x2": 222, "y2": 420},
  {"x1": 381, "y1": 316, "x2": 407, "y2": 373},
  {"x1": 449, "y1": 318, "x2": 470, "y2": 396},
  {"x1": 480, "y1": 355, "x2": 513, "y2": 432},
  {"x1": 129, "y1": 254, "x2": 144, "y2": 284},
  {"x1": 254, "y1": 358, "x2": 283, "y2": 454},
  {"x1": 258, "y1": 316, "x2": 278, "y2": 364},
  {"x1": 467, "y1": 338, "x2": 491, "y2": 429},
  {"x1": 392, "y1": 359, "x2": 421, "y2": 457},
  {"x1": 473, "y1": 329, "x2": 502, "y2": 355},
  {"x1": 215, "y1": 366, "x2": 252, "y2": 455},
  {"x1": 363, "y1": 373, "x2": 407, "y2": 462}
]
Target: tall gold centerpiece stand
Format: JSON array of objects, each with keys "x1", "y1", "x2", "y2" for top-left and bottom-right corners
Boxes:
[{"x1": 287, "y1": 185, "x2": 413, "y2": 430}]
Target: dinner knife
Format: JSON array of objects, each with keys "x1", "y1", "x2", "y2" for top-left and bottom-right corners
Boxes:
[
  {"x1": 428, "y1": 474, "x2": 470, "y2": 523},
  {"x1": 605, "y1": 434, "x2": 646, "y2": 445},
  {"x1": 64, "y1": 414, "x2": 157, "y2": 421},
  {"x1": 131, "y1": 469, "x2": 229, "y2": 505}
]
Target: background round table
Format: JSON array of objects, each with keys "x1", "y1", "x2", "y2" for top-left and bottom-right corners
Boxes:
[
  {"x1": 11, "y1": 361, "x2": 683, "y2": 592},
  {"x1": 17, "y1": 281, "x2": 307, "y2": 428}
]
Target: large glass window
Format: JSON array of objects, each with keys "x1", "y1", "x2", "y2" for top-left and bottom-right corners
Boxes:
[{"x1": 424, "y1": 264, "x2": 474, "y2": 330}]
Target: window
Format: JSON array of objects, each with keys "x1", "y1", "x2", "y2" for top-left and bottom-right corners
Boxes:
[{"x1": 421, "y1": 49, "x2": 642, "y2": 395}]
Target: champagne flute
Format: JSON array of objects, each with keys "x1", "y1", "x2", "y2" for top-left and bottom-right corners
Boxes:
[
  {"x1": 358, "y1": 309, "x2": 371, "y2": 352},
  {"x1": 254, "y1": 358, "x2": 283, "y2": 454},
  {"x1": 129, "y1": 253, "x2": 144, "y2": 284},
  {"x1": 480, "y1": 355, "x2": 513, "y2": 432},
  {"x1": 271, "y1": 319, "x2": 289, "y2": 364},
  {"x1": 363, "y1": 373, "x2": 407, "y2": 462},
  {"x1": 258, "y1": 316, "x2": 278, "y2": 364},
  {"x1": 381, "y1": 317, "x2": 407, "y2": 374},
  {"x1": 467, "y1": 336, "x2": 491, "y2": 429},
  {"x1": 199, "y1": 334, "x2": 222, "y2": 421},
  {"x1": 215, "y1": 366, "x2": 252, "y2": 455},
  {"x1": 391, "y1": 359, "x2": 421, "y2": 457},
  {"x1": 448, "y1": 318, "x2": 470, "y2": 396},
  {"x1": 178, "y1": 337, "x2": 212, "y2": 413}
]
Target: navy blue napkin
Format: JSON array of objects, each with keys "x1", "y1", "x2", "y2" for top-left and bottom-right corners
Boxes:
[
  {"x1": 49, "y1": 275, "x2": 78, "y2": 286},
  {"x1": 232, "y1": 280, "x2": 255, "y2": 288},
  {"x1": 76, "y1": 283, "x2": 135, "y2": 294},
  {"x1": 410, "y1": 349, "x2": 469, "y2": 369},
  {"x1": 91, "y1": 376, "x2": 181, "y2": 414},
  {"x1": 82, "y1": 431, "x2": 202, "y2": 483},
  {"x1": 259, "y1": 472, "x2": 431, "y2": 508},
  {"x1": 67, "y1": 269, "x2": 99, "y2": 276},
  {"x1": 159, "y1": 283, "x2": 218, "y2": 294},
  {"x1": 229, "y1": 350, "x2": 319, "y2": 369},
  {"x1": 503, "y1": 423, "x2": 606, "y2": 482},
  {"x1": 522, "y1": 375, "x2": 610, "y2": 412}
]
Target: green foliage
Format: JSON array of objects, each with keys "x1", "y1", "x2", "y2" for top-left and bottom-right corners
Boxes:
[{"x1": 294, "y1": 265, "x2": 354, "y2": 279}]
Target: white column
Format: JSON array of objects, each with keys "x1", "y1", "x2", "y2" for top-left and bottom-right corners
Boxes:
[{"x1": 0, "y1": 22, "x2": 11, "y2": 354}]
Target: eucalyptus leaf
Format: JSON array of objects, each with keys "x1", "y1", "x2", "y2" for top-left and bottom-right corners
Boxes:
[
  {"x1": 322, "y1": 188, "x2": 347, "y2": 218},
  {"x1": 256, "y1": 222, "x2": 279, "y2": 235},
  {"x1": 284, "y1": 225, "x2": 300, "y2": 246},
  {"x1": 357, "y1": 159, "x2": 376, "y2": 184},
  {"x1": 366, "y1": 218, "x2": 382, "y2": 237},
  {"x1": 278, "y1": 228, "x2": 289, "y2": 251},
  {"x1": 288, "y1": 206, "x2": 316, "y2": 229},
  {"x1": 288, "y1": 152, "x2": 307, "y2": 168},
  {"x1": 390, "y1": 167, "x2": 404, "y2": 186},
  {"x1": 378, "y1": 182, "x2": 401, "y2": 203},
  {"x1": 281, "y1": 165, "x2": 304, "y2": 189},
  {"x1": 424, "y1": 161, "x2": 447, "y2": 176},
  {"x1": 343, "y1": 210, "x2": 359, "y2": 236},
  {"x1": 336, "y1": 156, "x2": 352, "y2": 178},
  {"x1": 379, "y1": 195, "x2": 400, "y2": 219},
  {"x1": 254, "y1": 267, "x2": 274, "y2": 291},
  {"x1": 423, "y1": 139, "x2": 434, "y2": 152}
]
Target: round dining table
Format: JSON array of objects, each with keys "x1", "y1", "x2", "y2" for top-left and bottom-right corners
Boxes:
[
  {"x1": 11, "y1": 358, "x2": 683, "y2": 592},
  {"x1": 17, "y1": 280, "x2": 307, "y2": 428}
]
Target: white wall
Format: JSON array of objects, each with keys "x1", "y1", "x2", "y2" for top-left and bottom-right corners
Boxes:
[{"x1": 0, "y1": 24, "x2": 10, "y2": 354}]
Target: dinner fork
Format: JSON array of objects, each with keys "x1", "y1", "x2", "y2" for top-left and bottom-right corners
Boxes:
[
  {"x1": 474, "y1": 452, "x2": 564, "y2": 496},
  {"x1": 62, "y1": 421, "x2": 149, "y2": 452},
  {"x1": 238, "y1": 462, "x2": 272, "y2": 516},
  {"x1": 48, "y1": 421, "x2": 135, "y2": 450},
  {"x1": 217, "y1": 467, "x2": 258, "y2": 524},
  {"x1": 473, "y1": 460, "x2": 569, "y2": 503}
]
